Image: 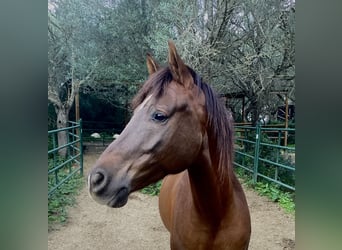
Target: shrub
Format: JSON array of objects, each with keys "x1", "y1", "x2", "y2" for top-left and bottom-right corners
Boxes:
[
  {"x1": 141, "y1": 180, "x2": 162, "y2": 196},
  {"x1": 48, "y1": 159, "x2": 84, "y2": 230}
]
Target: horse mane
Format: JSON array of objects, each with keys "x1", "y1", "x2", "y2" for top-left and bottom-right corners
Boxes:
[{"x1": 132, "y1": 66, "x2": 234, "y2": 182}]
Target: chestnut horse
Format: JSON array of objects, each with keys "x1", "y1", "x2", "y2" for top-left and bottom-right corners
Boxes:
[{"x1": 88, "y1": 41, "x2": 251, "y2": 249}]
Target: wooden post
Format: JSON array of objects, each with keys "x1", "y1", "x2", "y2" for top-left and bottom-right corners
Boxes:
[
  {"x1": 75, "y1": 91, "x2": 80, "y2": 149},
  {"x1": 75, "y1": 90, "x2": 80, "y2": 122}
]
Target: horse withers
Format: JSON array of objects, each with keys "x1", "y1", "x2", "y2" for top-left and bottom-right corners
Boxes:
[{"x1": 88, "y1": 41, "x2": 251, "y2": 249}]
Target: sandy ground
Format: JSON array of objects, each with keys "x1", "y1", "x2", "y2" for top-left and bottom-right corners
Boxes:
[{"x1": 48, "y1": 153, "x2": 295, "y2": 250}]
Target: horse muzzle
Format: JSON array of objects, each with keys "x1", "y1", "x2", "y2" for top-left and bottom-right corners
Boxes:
[{"x1": 88, "y1": 167, "x2": 130, "y2": 208}]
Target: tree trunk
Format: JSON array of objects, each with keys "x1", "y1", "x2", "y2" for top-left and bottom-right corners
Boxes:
[
  {"x1": 56, "y1": 105, "x2": 70, "y2": 158},
  {"x1": 251, "y1": 106, "x2": 259, "y2": 126},
  {"x1": 244, "y1": 94, "x2": 260, "y2": 126}
]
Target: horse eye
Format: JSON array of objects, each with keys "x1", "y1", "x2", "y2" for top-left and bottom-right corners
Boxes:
[{"x1": 152, "y1": 112, "x2": 168, "y2": 123}]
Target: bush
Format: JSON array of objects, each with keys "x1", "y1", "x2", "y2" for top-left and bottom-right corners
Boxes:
[
  {"x1": 235, "y1": 168, "x2": 295, "y2": 213},
  {"x1": 141, "y1": 180, "x2": 162, "y2": 196},
  {"x1": 235, "y1": 129, "x2": 295, "y2": 191},
  {"x1": 48, "y1": 159, "x2": 84, "y2": 230},
  {"x1": 254, "y1": 182, "x2": 295, "y2": 213}
]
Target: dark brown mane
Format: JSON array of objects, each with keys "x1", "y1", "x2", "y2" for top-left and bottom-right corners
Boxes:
[{"x1": 132, "y1": 66, "x2": 234, "y2": 181}]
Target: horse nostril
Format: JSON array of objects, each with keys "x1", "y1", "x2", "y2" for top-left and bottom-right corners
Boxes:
[
  {"x1": 91, "y1": 172, "x2": 104, "y2": 186},
  {"x1": 89, "y1": 168, "x2": 109, "y2": 194}
]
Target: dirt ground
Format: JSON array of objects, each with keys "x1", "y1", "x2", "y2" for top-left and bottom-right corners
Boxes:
[{"x1": 48, "y1": 153, "x2": 295, "y2": 250}]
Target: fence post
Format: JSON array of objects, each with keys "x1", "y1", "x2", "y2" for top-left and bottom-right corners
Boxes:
[
  {"x1": 253, "y1": 122, "x2": 261, "y2": 184},
  {"x1": 52, "y1": 133, "x2": 59, "y2": 185},
  {"x1": 274, "y1": 130, "x2": 281, "y2": 181},
  {"x1": 79, "y1": 119, "x2": 83, "y2": 176},
  {"x1": 67, "y1": 125, "x2": 72, "y2": 174}
]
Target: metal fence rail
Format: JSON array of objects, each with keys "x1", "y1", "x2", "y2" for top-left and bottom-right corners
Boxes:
[
  {"x1": 234, "y1": 123, "x2": 295, "y2": 191},
  {"x1": 48, "y1": 120, "x2": 83, "y2": 197}
]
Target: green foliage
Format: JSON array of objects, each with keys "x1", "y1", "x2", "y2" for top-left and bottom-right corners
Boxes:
[
  {"x1": 254, "y1": 182, "x2": 295, "y2": 213},
  {"x1": 235, "y1": 167, "x2": 295, "y2": 214},
  {"x1": 258, "y1": 133, "x2": 295, "y2": 188},
  {"x1": 234, "y1": 125, "x2": 295, "y2": 213},
  {"x1": 49, "y1": 0, "x2": 295, "y2": 127},
  {"x1": 235, "y1": 129, "x2": 295, "y2": 189},
  {"x1": 48, "y1": 136, "x2": 54, "y2": 152},
  {"x1": 141, "y1": 180, "x2": 162, "y2": 196},
  {"x1": 48, "y1": 159, "x2": 84, "y2": 229}
]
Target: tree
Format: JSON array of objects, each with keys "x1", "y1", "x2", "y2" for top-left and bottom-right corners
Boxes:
[
  {"x1": 145, "y1": 0, "x2": 295, "y2": 124},
  {"x1": 48, "y1": 0, "x2": 157, "y2": 156},
  {"x1": 48, "y1": 0, "x2": 296, "y2": 151},
  {"x1": 48, "y1": 0, "x2": 103, "y2": 156},
  {"x1": 224, "y1": 0, "x2": 295, "y2": 124}
]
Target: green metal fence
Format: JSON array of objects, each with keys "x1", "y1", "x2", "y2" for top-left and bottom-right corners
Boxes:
[
  {"x1": 48, "y1": 120, "x2": 83, "y2": 197},
  {"x1": 234, "y1": 123, "x2": 295, "y2": 191}
]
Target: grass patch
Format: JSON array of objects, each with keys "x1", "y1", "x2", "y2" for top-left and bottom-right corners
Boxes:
[
  {"x1": 141, "y1": 180, "x2": 162, "y2": 196},
  {"x1": 235, "y1": 168, "x2": 295, "y2": 214},
  {"x1": 254, "y1": 182, "x2": 295, "y2": 213},
  {"x1": 48, "y1": 171, "x2": 84, "y2": 230}
]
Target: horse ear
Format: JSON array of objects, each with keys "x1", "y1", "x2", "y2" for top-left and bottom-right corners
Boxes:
[
  {"x1": 146, "y1": 53, "x2": 159, "y2": 75},
  {"x1": 167, "y1": 40, "x2": 193, "y2": 88}
]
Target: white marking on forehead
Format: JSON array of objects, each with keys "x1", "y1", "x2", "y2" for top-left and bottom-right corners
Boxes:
[{"x1": 136, "y1": 94, "x2": 153, "y2": 112}]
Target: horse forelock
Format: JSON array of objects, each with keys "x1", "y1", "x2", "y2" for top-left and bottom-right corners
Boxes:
[
  {"x1": 132, "y1": 66, "x2": 234, "y2": 181},
  {"x1": 131, "y1": 67, "x2": 173, "y2": 109}
]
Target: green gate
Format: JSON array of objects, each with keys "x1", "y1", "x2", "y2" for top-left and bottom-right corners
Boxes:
[
  {"x1": 48, "y1": 120, "x2": 83, "y2": 197},
  {"x1": 234, "y1": 123, "x2": 295, "y2": 191}
]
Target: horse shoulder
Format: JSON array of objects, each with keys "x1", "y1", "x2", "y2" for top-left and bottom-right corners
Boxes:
[{"x1": 214, "y1": 177, "x2": 251, "y2": 249}]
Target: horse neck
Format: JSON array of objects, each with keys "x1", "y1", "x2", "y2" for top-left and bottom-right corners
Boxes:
[{"x1": 187, "y1": 133, "x2": 234, "y2": 227}]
